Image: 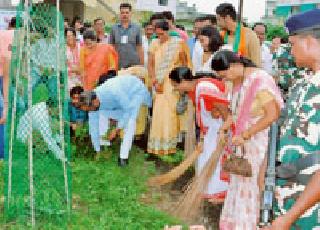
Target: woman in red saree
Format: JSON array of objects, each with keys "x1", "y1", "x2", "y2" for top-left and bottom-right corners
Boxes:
[
  {"x1": 169, "y1": 67, "x2": 230, "y2": 202},
  {"x1": 80, "y1": 30, "x2": 118, "y2": 90}
]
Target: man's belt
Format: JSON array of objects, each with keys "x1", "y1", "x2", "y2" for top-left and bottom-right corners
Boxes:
[{"x1": 276, "y1": 152, "x2": 320, "y2": 185}]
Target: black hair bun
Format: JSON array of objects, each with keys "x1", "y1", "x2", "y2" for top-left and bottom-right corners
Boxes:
[{"x1": 169, "y1": 67, "x2": 193, "y2": 83}]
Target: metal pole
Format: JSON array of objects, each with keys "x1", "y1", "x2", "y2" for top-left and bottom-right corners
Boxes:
[{"x1": 238, "y1": 0, "x2": 244, "y2": 23}]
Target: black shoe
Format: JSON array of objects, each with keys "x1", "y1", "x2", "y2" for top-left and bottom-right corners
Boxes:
[{"x1": 118, "y1": 158, "x2": 128, "y2": 167}]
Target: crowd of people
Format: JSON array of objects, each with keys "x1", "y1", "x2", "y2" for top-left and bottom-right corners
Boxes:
[{"x1": 0, "y1": 2, "x2": 319, "y2": 229}]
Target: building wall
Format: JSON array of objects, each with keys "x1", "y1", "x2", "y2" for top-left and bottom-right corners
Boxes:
[
  {"x1": 60, "y1": 1, "x2": 84, "y2": 23},
  {"x1": 176, "y1": 1, "x2": 198, "y2": 20},
  {"x1": 265, "y1": 0, "x2": 277, "y2": 18},
  {"x1": 84, "y1": 0, "x2": 151, "y2": 24},
  {"x1": 84, "y1": 2, "x2": 116, "y2": 24},
  {"x1": 277, "y1": 0, "x2": 320, "y2": 5},
  {"x1": 136, "y1": 0, "x2": 177, "y2": 15},
  {"x1": 264, "y1": 0, "x2": 320, "y2": 24},
  {"x1": 0, "y1": 0, "x2": 14, "y2": 9}
]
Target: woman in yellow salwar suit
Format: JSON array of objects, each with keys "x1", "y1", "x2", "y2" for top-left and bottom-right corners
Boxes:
[{"x1": 147, "y1": 20, "x2": 191, "y2": 155}]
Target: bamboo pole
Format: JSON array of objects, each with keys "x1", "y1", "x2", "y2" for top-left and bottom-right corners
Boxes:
[
  {"x1": 25, "y1": 0, "x2": 35, "y2": 226},
  {"x1": 55, "y1": 0, "x2": 70, "y2": 213},
  {"x1": 8, "y1": 6, "x2": 25, "y2": 209}
]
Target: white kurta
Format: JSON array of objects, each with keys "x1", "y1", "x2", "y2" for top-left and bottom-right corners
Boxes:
[
  {"x1": 195, "y1": 81, "x2": 229, "y2": 198},
  {"x1": 261, "y1": 43, "x2": 273, "y2": 75},
  {"x1": 196, "y1": 99, "x2": 229, "y2": 197},
  {"x1": 192, "y1": 40, "x2": 204, "y2": 74}
]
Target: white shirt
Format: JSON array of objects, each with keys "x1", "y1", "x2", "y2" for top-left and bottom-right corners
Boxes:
[
  {"x1": 199, "y1": 54, "x2": 214, "y2": 73},
  {"x1": 142, "y1": 35, "x2": 149, "y2": 68},
  {"x1": 192, "y1": 40, "x2": 203, "y2": 74},
  {"x1": 261, "y1": 42, "x2": 273, "y2": 74}
]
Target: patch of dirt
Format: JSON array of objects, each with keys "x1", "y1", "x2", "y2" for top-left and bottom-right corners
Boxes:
[
  {"x1": 142, "y1": 158, "x2": 221, "y2": 229},
  {"x1": 72, "y1": 194, "x2": 89, "y2": 214}
]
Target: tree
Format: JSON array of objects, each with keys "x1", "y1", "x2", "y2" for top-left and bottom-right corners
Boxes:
[{"x1": 266, "y1": 24, "x2": 288, "y2": 41}]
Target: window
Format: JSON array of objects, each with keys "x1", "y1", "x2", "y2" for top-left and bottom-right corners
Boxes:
[{"x1": 159, "y1": 0, "x2": 168, "y2": 6}]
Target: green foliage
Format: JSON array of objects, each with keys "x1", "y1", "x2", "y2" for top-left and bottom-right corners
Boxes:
[
  {"x1": 71, "y1": 123, "x2": 93, "y2": 158},
  {"x1": 104, "y1": 25, "x2": 112, "y2": 34},
  {"x1": 266, "y1": 24, "x2": 288, "y2": 41},
  {"x1": 33, "y1": 83, "x2": 49, "y2": 104},
  {"x1": 137, "y1": 11, "x2": 153, "y2": 24},
  {"x1": 159, "y1": 150, "x2": 185, "y2": 165}
]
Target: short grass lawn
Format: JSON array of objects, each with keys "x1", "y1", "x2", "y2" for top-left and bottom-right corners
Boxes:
[{"x1": 0, "y1": 144, "x2": 182, "y2": 229}]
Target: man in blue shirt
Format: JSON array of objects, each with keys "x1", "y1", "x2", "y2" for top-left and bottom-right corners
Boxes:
[
  {"x1": 71, "y1": 75, "x2": 151, "y2": 166},
  {"x1": 187, "y1": 17, "x2": 202, "y2": 59},
  {"x1": 109, "y1": 3, "x2": 144, "y2": 69}
]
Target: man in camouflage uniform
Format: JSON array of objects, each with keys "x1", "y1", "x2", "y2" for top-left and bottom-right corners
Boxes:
[
  {"x1": 272, "y1": 42, "x2": 307, "y2": 102},
  {"x1": 266, "y1": 9, "x2": 320, "y2": 230}
]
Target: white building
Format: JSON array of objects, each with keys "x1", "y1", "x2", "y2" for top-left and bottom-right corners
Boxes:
[
  {"x1": 136, "y1": 0, "x2": 177, "y2": 15},
  {"x1": 176, "y1": 1, "x2": 199, "y2": 20},
  {"x1": 264, "y1": 0, "x2": 320, "y2": 24},
  {"x1": 0, "y1": 0, "x2": 15, "y2": 9},
  {"x1": 0, "y1": 0, "x2": 16, "y2": 29}
]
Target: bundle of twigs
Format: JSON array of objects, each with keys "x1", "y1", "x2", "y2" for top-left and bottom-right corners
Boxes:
[
  {"x1": 171, "y1": 138, "x2": 226, "y2": 220},
  {"x1": 147, "y1": 142, "x2": 203, "y2": 186}
]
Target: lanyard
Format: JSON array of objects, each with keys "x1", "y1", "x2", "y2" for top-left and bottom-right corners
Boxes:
[{"x1": 224, "y1": 22, "x2": 242, "y2": 53}]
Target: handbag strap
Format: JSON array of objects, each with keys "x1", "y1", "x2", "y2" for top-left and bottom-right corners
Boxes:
[
  {"x1": 232, "y1": 145, "x2": 245, "y2": 158},
  {"x1": 240, "y1": 145, "x2": 245, "y2": 158}
]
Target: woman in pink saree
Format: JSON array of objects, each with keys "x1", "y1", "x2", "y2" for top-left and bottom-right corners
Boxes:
[
  {"x1": 66, "y1": 27, "x2": 82, "y2": 90},
  {"x1": 211, "y1": 50, "x2": 284, "y2": 229}
]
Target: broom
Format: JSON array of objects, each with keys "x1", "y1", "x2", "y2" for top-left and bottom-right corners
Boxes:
[
  {"x1": 171, "y1": 138, "x2": 226, "y2": 221},
  {"x1": 184, "y1": 100, "x2": 196, "y2": 158},
  {"x1": 147, "y1": 142, "x2": 203, "y2": 186}
]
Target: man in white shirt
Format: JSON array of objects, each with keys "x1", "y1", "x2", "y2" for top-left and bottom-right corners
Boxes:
[
  {"x1": 253, "y1": 23, "x2": 273, "y2": 74},
  {"x1": 142, "y1": 22, "x2": 154, "y2": 68}
]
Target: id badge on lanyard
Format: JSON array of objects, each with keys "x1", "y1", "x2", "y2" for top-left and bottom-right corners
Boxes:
[
  {"x1": 120, "y1": 27, "x2": 130, "y2": 44},
  {"x1": 121, "y1": 35, "x2": 128, "y2": 44}
]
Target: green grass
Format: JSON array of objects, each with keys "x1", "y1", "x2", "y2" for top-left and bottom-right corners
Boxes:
[
  {"x1": 159, "y1": 150, "x2": 185, "y2": 165},
  {"x1": 0, "y1": 144, "x2": 182, "y2": 229}
]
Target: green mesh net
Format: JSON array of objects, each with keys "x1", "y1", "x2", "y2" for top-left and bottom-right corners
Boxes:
[{"x1": 4, "y1": 1, "x2": 71, "y2": 227}]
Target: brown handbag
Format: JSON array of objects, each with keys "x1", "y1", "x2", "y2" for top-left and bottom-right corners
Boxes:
[{"x1": 222, "y1": 146, "x2": 252, "y2": 177}]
